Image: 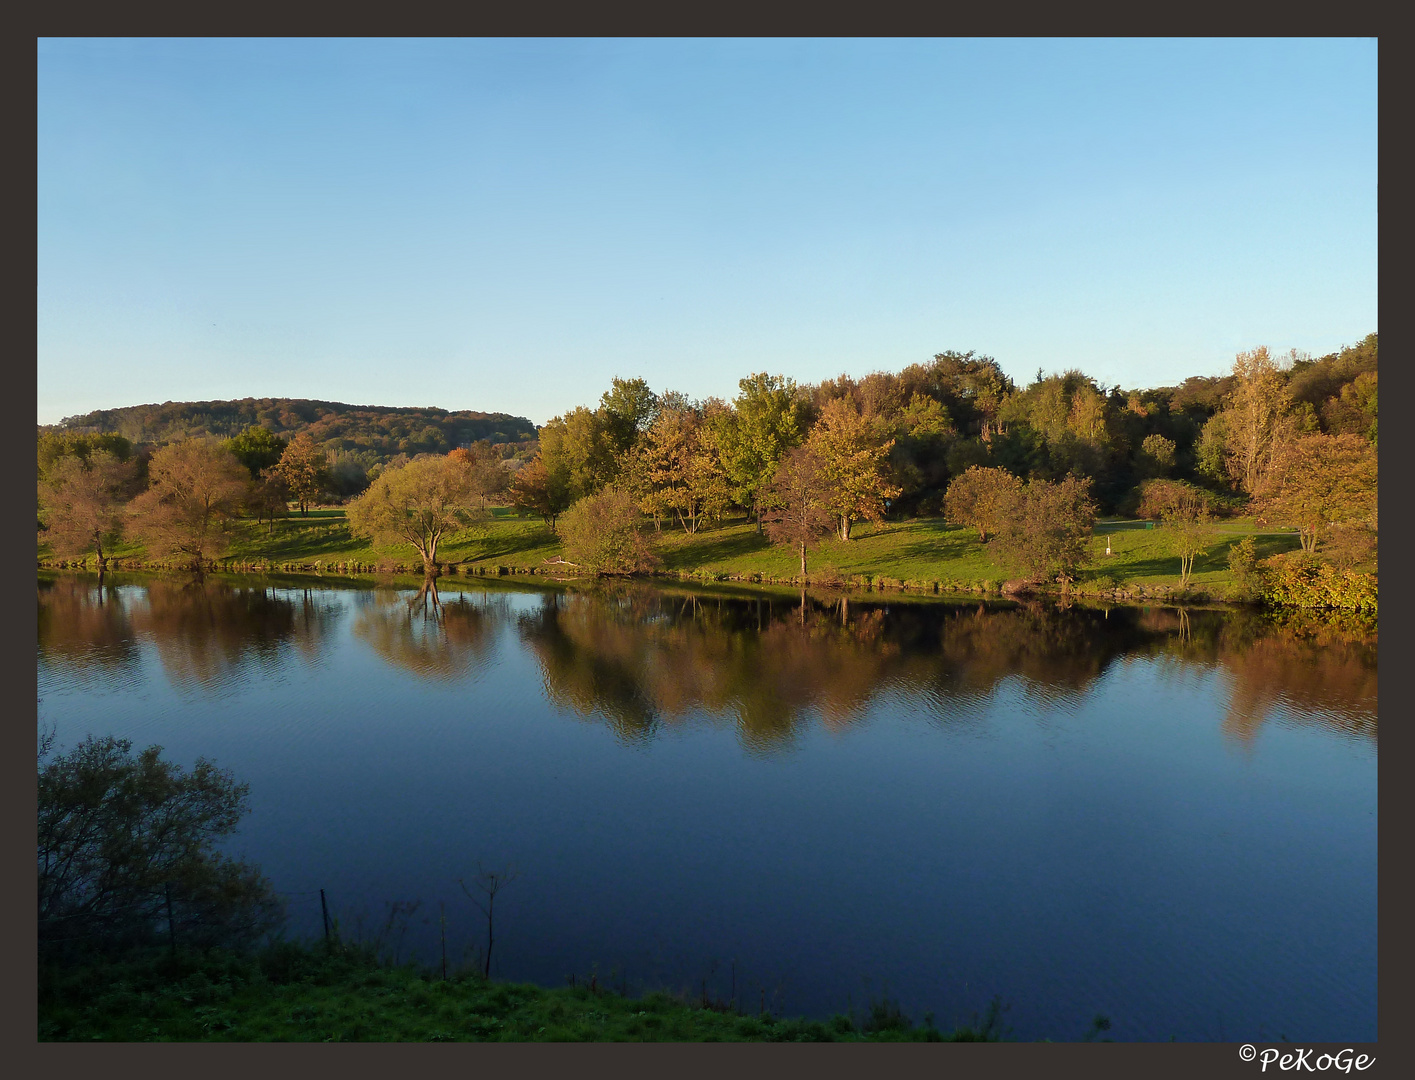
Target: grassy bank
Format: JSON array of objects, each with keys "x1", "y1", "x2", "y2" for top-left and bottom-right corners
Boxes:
[
  {"x1": 39, "y1": 942, "x2": 1004, "y2": 1042},
  {"x1": 44, "y1": 506, "x2": 1304, "y2": 603}
]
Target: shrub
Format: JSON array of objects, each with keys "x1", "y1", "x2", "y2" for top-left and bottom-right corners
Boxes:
[
  {"x1": 558, "y1": 488, "x2": 660, "y2": 575},
  {"x1": 1227, "y1": 535, "x2": 1260, "y2": 600},
  {"x1": 1260, "y1": 554, "x2": 1377, "y2": 612},
  {"x1": 1135, "y1": 479, "x2": 1214, "y2": 521}
]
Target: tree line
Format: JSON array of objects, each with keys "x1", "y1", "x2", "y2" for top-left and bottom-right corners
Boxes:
[
  {"x1": 38, "y1": 335, "x2": 1376, "y2": 593},
  {"x1": 511, "y1": 337, "x2": 1376, "y2": 586}
]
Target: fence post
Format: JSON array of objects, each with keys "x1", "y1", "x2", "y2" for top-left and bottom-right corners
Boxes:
[
  {"x1": 165, "y1": 881, "x2": 176, "y2": 958},
  {"x1": 320, "y1": 888, "x2": 331, "y2": 946}
]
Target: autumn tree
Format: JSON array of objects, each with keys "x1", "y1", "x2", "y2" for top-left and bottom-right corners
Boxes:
[
  {"x1": 346, "y1": 454, "x2": 485, "y2": 576},
  {"x1": 38, "y1": 450, "x2": 138, "y2": 571},
  {"x1": 245, "y1": 471, "x2": 290, "y2": 535},
  {"x1": 1257, "y1": 433, "x2": 1377, "y2": 554},
  {"x1": 711, "y1": 373, "x2": 807, "y2": 533},
  {"x1": 449, "y1": 444, "x2": 510, "y2": 509},
  {"x1": 944, "y1": 465, "x2": 1025, "y2": 542},
  {"x1": 991, "y1": 475, "x2": 1096, "y2": 586},
  {"x1": 270, "y1": 432, "x2": 331, "y2": 517},
  {"x1": 808, "y1": 397, "x2": 901, "y2": 540},
  {"x1": 1223, "y1": 346, "x2": 1293, "y2": 495},
  {"x1": 223, "y1": 425, "x2": 288, "y2": 479},
  {"x1": 761, "y1": 446, "x2": 836, "y2": 576},
  {"x1": 557, "y1": 488, "x2": 660, "y2": 575},
  {"x1": 634, "y1": 406, "x2": 732, "y2": 534},
  {"x1": 128, "y1": 439, "x2": 250, "y2": 569},
  {"x1": 509, "y1": 454, "x2": 572, "y2": 531}
]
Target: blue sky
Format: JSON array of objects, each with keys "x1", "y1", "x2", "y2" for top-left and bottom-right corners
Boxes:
[{"x1": 37, "y1": 38, "x2": 1377, "y2": 427}]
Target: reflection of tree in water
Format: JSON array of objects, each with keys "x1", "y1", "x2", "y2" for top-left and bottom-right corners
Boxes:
[
  {"x1": 351, "y1": 581, "x2": 502, "y2": 682},
  {"x1": 517, "y1": 585, "x2": 1377, "y2": 751},
  {"x1": 518, "y1": 588, "x2": 1112, "y2": 750},
  {"x1": 38, "y1": 575, "x2": 139, "y2": 677},
  {"x1": 1217, "y1": 613, "x2": 1375, "y2": 746},
  {"x1": 1118, "y1": 606, "x2": 1377, "y2": 746},
  {"x1": 129, "y1": 576, "x2": 341, "y2": 690},
  {"x1": 930, "y1": 602, "x2": 1117, "y2": 708},
  {"x1": 41, "y1": 573, "x2": 341, "y2": 690}
]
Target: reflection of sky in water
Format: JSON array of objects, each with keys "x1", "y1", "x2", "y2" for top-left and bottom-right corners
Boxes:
[{"x1": 37, "y1": 574, "x2": 1376, "y2": 1042}]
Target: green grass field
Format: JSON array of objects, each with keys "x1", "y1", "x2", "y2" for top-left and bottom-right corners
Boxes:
[
  {"x1": 47, "y1": 505, "x2": 1304, "y2": 600},
  {"x1": 39, "y1": 943, "x2": 1004, "y2": 1042}
]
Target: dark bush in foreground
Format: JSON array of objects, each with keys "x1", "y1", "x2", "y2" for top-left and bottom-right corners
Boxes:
[{"x1": 38, "y1": 734, "x2": 282, "y2": 959}]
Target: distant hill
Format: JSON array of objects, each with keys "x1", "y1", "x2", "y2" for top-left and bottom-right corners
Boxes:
[{"x1": 47, "y1": 398, "x2": 539, "y2": 464}]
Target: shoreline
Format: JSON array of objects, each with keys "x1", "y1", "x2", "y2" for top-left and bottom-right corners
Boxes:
[
  {"x1": 37, "y1": 509, "x2": 1372, "y2": 612},
  {"x1": 36, "y1": 559, "x2": 1271, "y2": 611}
]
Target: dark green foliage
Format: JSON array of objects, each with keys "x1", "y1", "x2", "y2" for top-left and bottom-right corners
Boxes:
[
  {"x1": 223, "y1": 426, "x2": 288, "y2": 479},
  {"x1": 37, "y1": 431, "x2": 134, "y2": 479},
  {"x1": 38, "y1": 735, "x2": 282, "y2": 959},
  {"x1": 598, "y1": 377, "x2": 661, "y2": 456}
]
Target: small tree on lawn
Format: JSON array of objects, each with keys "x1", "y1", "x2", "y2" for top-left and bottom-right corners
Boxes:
[
  {"x1": 508, "y1": 455, "x2": 572, "y2": 532},
  {"x1": 246, "y1": 470, "x2": 291, "y2": 535},
  {"x1": 944, "y1": 465, "x2": 1025, "y2": 542},
  {"x1": 346, "y1": 454, "x2": 484, "y2": 577},
  {"x1": 808, "y1": 397, "x2": 900, "y2": 540},
  {"x1": 992, "y1": 475, "x2": 1096, "y2": 587},
  {"x1": 449, "y1": 445, "x2": 512, "y2": 510},
  {"x1": 270, "y1": 432, "x2": 331, "y2": 518},
  {"x1": 1160, "y1": 487, "x2": 1216, "y2": 588},
  {"x1": 761, "y1": 445, "x2": 836, "y2": 576}
]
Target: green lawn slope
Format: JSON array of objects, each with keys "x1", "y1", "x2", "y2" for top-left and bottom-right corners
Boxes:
[{"x1": 43, "y1": 506, "x2": 1304, "y2": 602}]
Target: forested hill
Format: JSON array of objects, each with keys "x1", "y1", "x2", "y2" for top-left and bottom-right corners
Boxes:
[{"x1": 47, "y1": 398, "x2": 538, "y2": 463}]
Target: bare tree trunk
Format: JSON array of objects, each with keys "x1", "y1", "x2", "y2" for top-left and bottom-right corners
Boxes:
[{"x1": 799, "y1": 541, "x2": 807, "y2": 575}]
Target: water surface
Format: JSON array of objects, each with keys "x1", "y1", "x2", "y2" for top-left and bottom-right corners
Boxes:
[{"x1": 37, "y1": 572, "x2": 1377, "y2": 1041}]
